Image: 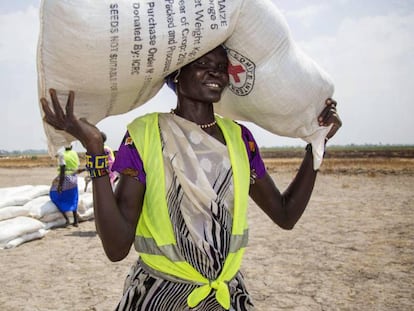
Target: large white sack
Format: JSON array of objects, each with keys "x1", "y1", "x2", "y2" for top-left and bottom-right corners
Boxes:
[
  {"x1": 44, "y1": 218, "x2": 67, "y2": 230},
  {"x1": 37, "y1": 0, "x2": 241, "y2": 153},
  {"x1": 78, "y1": 192, "x2": 95, "y2": 221},
  {"x1": 0, "y1": 185, "x2": 34, "y2": 208},
  {"x1": 40, "y1": 211, "x2": 63, "y2": 223},
  {"x1": 0, "y1": 185, "x2": 50, "y2": 208},
  {"x1": 77, "y1": 177, "x2": 93, "y2": 194},
  {"x1": 216, "y1": 0, "x2": 334, "y2": 167},
  {"x1": 0, "y1": 205, "x2": 31, "y2": 221},
  {"x1": 0, "y1": 216, "x2": 46, "y2": 248},
  {"x1": 2, "y1": 229, "x2": 48, "y2": 249},
  {"x1": 0, "y1": 185, "x2": 33, "y2": 199},
  {"x1": 78, "y1": 208, "x2": 95, "y2": 222},
  {"x1": 26, "y1": 196, "x2": 59, "y2": 219},
  {"x1": 78, "y1": 192, "x2": 94, "y2": 214},
  {"x1": 41, "y1": 208, "x2": 94, "y2": 225},
  {"x1": 37, "y1": 0, "x2": 334, "y2": 168}
]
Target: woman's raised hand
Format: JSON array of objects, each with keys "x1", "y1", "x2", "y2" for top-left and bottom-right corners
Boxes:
[
  {"x1": 318, "y1": 98, "x2": 342, "y2": 141},
  {"x1": 40, "y1": 88, "x2": 104, "y2": 153}
]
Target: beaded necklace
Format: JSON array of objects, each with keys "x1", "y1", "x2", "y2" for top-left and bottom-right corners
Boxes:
[{"x1": 170, "y1": 109, "x2": 217, "y2": 129}]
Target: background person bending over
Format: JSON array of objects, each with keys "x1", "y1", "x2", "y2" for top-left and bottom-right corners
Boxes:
[
  {"x1": 41, "y1": 45, "x2": 342, "y2": 310},
  {"x1": 49, "y1": 144, "x2": 80, "y2": 227},
  {"x1": 101, "y1": 131, "x2": 118, "y2": 186}
]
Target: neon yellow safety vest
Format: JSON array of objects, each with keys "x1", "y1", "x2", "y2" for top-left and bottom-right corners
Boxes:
[
  {"x1": 58, "y1": 149, "x2": 79, "y2": 175},
  {"x1": 128, "y1": 113, "x2": 250, "y2": 310}
]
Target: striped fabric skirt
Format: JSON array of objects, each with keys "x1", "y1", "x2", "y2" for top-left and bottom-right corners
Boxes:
[
  {"x1": 50, "y1": 175, "x2": 79, "y2": 213},
  {"x1": 115, "y1": 259, "x2": 254, "y2": 311}
]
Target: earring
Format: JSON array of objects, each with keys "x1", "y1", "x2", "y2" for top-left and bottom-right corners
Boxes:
[{"x1": 173, "y1": 69, "x2": 181, "y2": 83}]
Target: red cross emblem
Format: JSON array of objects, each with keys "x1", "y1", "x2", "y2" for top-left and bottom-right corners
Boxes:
[
  {"x1": 226, "y1": 48, "x2": 255, "y2": 96},
  {"x1": 228, "y1": 62, "x2": 245, "y2": 83}
]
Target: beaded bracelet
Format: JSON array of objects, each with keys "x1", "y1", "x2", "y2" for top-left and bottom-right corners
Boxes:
[{"x1": 85, "y1": 153, "x2": 109, "y2": 178}]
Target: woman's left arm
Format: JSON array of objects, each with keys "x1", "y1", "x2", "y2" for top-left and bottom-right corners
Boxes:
[{"x1": 249, "y1": 99, "x2": 342, "y2": 229}]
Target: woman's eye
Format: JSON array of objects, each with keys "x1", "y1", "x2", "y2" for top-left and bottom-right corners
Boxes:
[{"x1": 218, "y1": 64, "x2": 228, "y2": 71}]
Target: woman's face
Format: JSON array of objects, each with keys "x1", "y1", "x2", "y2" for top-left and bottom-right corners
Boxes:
[{"x1": 177, "y1": 46, "x2": 229, "y2": 103}]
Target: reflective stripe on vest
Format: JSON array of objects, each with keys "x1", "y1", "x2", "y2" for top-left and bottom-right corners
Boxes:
[{"x1": 127, "y1": 113, "x2": 250, "y2": 310}]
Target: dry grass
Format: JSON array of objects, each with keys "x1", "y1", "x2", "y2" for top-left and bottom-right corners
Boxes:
[
  {"x1": 0, "y1": 154, "x2": 85, "y2": 168},
  {"x1": 1, "y1": 153, "x2": 413, "y2": 176},
  {"x1": 262, "y1": 157, "x2": 414, "y2": 175},
  {"x1": 319, "y1": 157, "x2": 414, "y2": 175}
]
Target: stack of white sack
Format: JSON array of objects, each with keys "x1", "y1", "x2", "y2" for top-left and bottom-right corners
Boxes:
[
  {"x1": 0, "y1": 185, "x2": 49, "y2": 208},
  {"x1": 0, "y1": 217, "x2": 47, "y2": 250},
  {"x1": 76, "y1": 178, "x2": 95, "y2": 222},
  {"x1": 0, "y1": 182, "x2": 94, "y2": 249},
  {"x1": 37, "y1": 0, "x2": 334, "y2": 169}
]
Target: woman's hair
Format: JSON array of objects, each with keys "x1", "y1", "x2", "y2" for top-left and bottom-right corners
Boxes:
[{"x1": 165, "y1": 70, "x2": 179, "y2": 93}]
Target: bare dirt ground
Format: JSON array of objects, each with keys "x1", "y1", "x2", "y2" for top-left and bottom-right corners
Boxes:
[{"x1": 0, "y1": 153, "x2": 413, "y2": 310}]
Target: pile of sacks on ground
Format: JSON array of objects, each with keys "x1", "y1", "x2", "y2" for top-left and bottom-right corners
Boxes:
[{"x1": 0, "y1": 178, "x2": 93, "y2": 249}]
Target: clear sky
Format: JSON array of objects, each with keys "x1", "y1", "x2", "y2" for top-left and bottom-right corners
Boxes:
[{"x1": 1, "y1": 0, "x2": 413, "y2": 152}]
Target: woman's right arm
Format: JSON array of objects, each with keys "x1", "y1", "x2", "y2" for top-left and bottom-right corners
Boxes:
[
  {"x1": 41, "y1": 89, "x2": 143, "y2": 261},
  {"x1": 93, "y1": 171, "x2": 144, "y2": 261}
]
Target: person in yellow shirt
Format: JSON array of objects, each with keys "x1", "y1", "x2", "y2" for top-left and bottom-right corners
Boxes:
[{"x1": 49, "y1": 144, "x2": 80, "y2": 227}]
